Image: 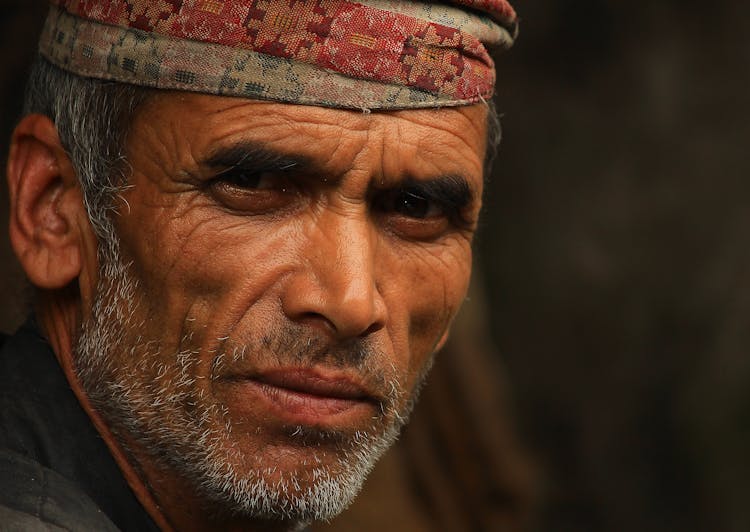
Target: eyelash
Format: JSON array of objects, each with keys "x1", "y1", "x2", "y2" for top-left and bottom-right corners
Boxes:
[
  {"x1": 213, "y1": 168, "x2": 288, "y2": 190},
  {"x1": 373, "y1": 188, "x2": 440, "y2": 218}
]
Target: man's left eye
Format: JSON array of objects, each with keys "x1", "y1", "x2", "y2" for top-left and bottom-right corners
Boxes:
[
  {"x1": 371, "y1": 187, "x2": 460, "y2": 240},
  {"x1": 393, "y1": 189, "x2": 441, "y2": 219}
]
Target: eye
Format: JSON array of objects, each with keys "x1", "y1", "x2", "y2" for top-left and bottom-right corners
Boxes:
[
  {"x1": 372, "y1": 187, "x2": 455, "y2": 241},
  {"x1": 207, "y1": 168, "x2": 297, "y2": 213},
  {"x1": 216, "y1": 169, "x2": 280, "y2": 191},
  {"x1": 392, "y1": 188, "x2": 441, "y2": 219}
]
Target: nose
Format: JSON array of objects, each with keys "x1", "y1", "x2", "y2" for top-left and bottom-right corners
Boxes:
[{"x1": 281, "y1": 211, "x2": 387, "y2": 339}]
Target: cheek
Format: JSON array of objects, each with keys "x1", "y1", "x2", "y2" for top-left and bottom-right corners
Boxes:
[
  {"x1": 117, "y1": 205, "x2": 306, "y2": 345},
  {"x1": 381, "y1": 239, "x2": 473, "y2": 377}
]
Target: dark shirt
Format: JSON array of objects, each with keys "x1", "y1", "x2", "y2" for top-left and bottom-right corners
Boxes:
[{"x1": 0, "y1": 318, "x2": 159, "y2": 531}]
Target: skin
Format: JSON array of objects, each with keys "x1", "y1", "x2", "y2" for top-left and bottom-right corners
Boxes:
[{"x1": 7, "y1": 93, "x2": 488, "y2": 531}]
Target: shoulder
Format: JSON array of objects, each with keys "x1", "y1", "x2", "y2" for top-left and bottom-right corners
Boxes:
[{"x1": 0, "y1": 448, "x2": 120, "y2": 531}]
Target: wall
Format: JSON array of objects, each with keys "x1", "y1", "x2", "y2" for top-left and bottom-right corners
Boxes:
[{"x1": 484, "y1": 1, "x2": 750, "y2": 530}]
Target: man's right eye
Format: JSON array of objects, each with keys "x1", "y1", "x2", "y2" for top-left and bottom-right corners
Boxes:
[
  {"x1": 207, "y1": 168, "x2": 296, "y2": 213},
  {"x1": 216, "y1": 169, "x2": 276, "y2": 190}
]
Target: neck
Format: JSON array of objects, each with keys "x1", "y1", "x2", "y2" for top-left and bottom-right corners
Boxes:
[
  {"x1": 36, "y1": 292, "x2": 174, "y2": 531},
  {"x1": 109, "y1": 435, "x2": 307, "y2": 532}
]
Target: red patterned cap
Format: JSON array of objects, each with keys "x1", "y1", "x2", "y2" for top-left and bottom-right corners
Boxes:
[{"x1": 39, "y1": 0, "x2": 517, "y2": 110}]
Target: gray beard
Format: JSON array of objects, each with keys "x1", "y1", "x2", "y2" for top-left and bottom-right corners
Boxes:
[{"x1": 72, "y1": 239, "x2": 418, "y2": 525}]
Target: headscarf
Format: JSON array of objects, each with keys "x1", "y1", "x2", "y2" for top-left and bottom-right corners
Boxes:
[{"x1": 39, "y1": 0, "x2": 517, "y2": 110}]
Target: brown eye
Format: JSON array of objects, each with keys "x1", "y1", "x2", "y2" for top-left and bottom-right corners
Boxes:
[
  {"x1": 217, "y1": 169, "x2": 278, "y2": 191},
  {"x1": 372, "y1": 188, "x2": 453, "y2": 241},
  {"x1": 392, "y1": 189, "x2": 440, "y2": 219},
  {"x1": 208, "y1": 169, "x2": 296, "y2": 213},
  {"x1": 375, "y1": 188, "x2": 442, "y2": 220}
]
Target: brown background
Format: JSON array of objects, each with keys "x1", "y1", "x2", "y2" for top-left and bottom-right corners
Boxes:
[{"x1": 3, "y1": 1, "x2": 750, "y2": 531}]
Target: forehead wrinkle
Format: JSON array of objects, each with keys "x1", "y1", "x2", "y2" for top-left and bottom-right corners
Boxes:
[
  {"x1": 130, "y1": 94, "x2": 485, "y2": 200},
  {"x1": 371, "y1": 131, "x2": 482, "y2": 203},
  {"x1": 322, "y1": 131, "x2": 363, "y2": 186},
  {"x1": 416, "y1": 134, "x2": 484, "y2": 182},
  {"x1": 202, "y1": 120, "x2": 367, "y2": 176},
  {"x1": 394, "y1": 106, "x2": 488, "y2": 160},
  {"x1": 200, "y1": 100, "x2": 373, "y2": 141}
]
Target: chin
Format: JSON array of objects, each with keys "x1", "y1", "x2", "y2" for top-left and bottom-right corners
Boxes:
[{"x1": 182, "y1": 417, "x2": 401, "y2": 522}]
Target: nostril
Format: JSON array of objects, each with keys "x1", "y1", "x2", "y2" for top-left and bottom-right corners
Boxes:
[
  {"x1": 295, "y1": 312, "x2": 338, "y2": 336},
  {"x1": 359, "y1": 321, "x2": 384, "y2": 338},
  {"x1": 298, "y1": 308, "x2": 384, "y2": 340}
]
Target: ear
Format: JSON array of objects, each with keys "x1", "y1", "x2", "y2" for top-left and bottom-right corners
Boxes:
[{"x1": 6, "y1": 114, "x2": 86, "y2": 289}]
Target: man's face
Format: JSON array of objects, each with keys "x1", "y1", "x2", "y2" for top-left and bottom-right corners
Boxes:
[{"x1": 74, "y1": 93, "x2": 487, "y2": 522}]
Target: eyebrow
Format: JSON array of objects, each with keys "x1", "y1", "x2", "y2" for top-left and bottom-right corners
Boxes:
[
  {"x1": 404, "y1": 174, "x2": 473, "y2": 208},
  {"x1": 202, "y1": 142, "x2": 311, "y2": 174}
]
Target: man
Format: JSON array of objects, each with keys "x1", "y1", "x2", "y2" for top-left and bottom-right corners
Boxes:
[{"x1": 0, "y1": 0, "x2": 517, "y2": 530}]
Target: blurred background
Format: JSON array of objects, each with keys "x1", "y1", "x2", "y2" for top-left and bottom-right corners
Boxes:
[{"x1": 2, "y1": 1, "x2": 750, "y2": 531}]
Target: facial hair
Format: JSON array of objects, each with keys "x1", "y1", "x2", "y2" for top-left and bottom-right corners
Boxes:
[{"x1": 73, "y1": 239, "x2": 425, "y2": 524}]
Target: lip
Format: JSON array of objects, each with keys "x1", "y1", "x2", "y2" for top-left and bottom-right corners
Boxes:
[{"x1": 220, "y1": 368, "x2": 380, "y2": 427}]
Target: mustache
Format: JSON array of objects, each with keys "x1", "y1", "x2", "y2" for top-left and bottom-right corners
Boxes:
[
  {"x1": 209, "y1": 322, "x2": 400, "y2": 411},
  {"x1": 263, "y1": 327, "x2": 373, "y2": 368},
  {"x1": 213, "y1": 324, "x2": 378, "y2": 369}
]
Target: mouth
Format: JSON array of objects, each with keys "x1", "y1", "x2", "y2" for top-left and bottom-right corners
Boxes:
[{"x1": 221, "y1": 368, "x2": 382, "y2": 427}]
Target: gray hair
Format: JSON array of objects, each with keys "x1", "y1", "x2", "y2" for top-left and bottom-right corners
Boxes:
[
  {"x1": 484, "y1": 98, "x2": 502, "y2": 178},
  {"x1": 23, "y1": 56, "x2": 149, "y2": 247}
]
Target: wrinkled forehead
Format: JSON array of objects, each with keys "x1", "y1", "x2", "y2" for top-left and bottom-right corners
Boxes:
[
  {"x1": 127, "y1": 92, "x2": 490, "y2": 182},
  {"x1": 40, "y1": 0, "x2": 517, "y2": 111}
]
